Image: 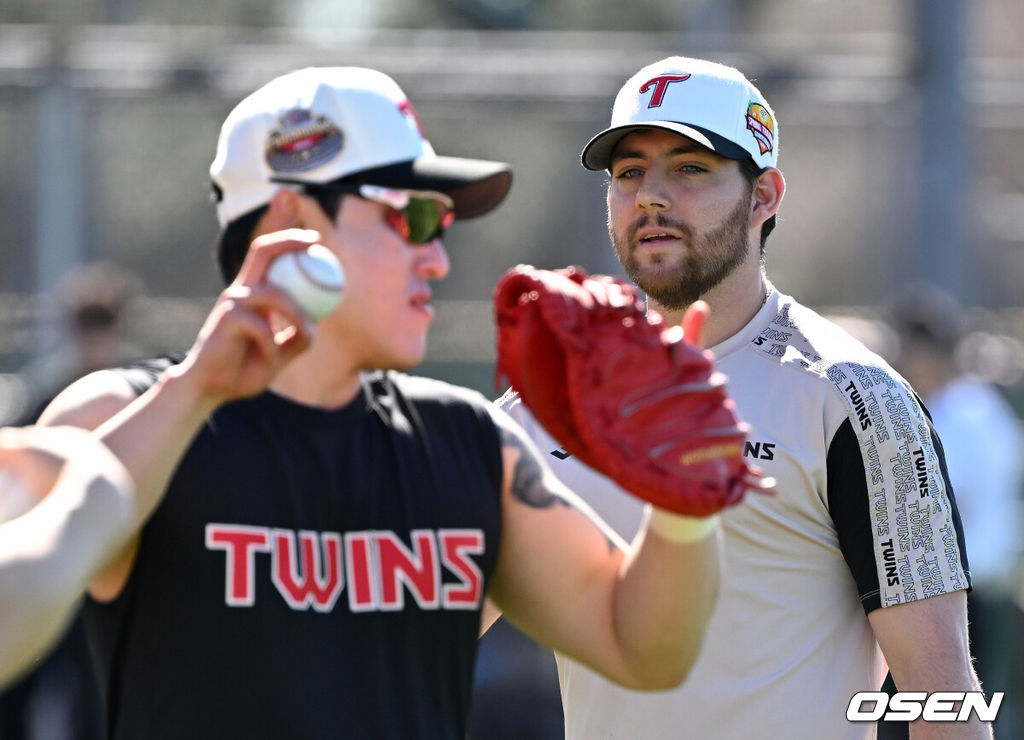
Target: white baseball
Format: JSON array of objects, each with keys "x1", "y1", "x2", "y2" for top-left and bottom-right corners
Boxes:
[{"x1": 266, "y1": 244, "x2": 345, "y2": 321}]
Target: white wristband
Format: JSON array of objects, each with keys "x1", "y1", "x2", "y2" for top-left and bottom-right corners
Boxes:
[{"x1": 647, "y1": 506, "x2": 719, "y2": 543}]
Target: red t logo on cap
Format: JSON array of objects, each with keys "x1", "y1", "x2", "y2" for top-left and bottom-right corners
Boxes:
[{"x1": 639, "y1": 74, "x2": 692, "y2": 108}]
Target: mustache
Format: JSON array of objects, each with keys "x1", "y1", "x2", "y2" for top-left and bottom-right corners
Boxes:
[{"x1": 626, "y1": 213, "x2": 692, "y2": 244}]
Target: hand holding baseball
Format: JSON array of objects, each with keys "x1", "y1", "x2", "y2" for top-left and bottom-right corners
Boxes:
[{"x1": 171, "y1": 229, "x2": 324, "y2": 405}]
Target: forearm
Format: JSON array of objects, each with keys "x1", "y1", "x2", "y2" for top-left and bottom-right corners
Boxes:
[
  {"x1": 0, "y1": 449, "x2": 135, "y2": 688},
  {"x1": 93, "y1": 365, "x2": 220, "y2": 529},
  {"x1": 613, "y1": 506, "x2": 721, "y2": 689},
  {"x1": 909, "y1": 717, "x2": 992, "y2": 739},
  {"x1": 900, "y1": 661, "x2": 992, "y2": 740},
  {"x1": 906, "y1": 688, "x2": 993, "y2": 739},
  {"x1": 871, "y1": 592, "x2": 993, "y2": 739}
]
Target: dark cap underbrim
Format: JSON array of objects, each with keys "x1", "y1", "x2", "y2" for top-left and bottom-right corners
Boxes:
[
  {"x1": 581, "y1": 122, "x2": 750, "y2": 171},
  {"x1": 347, "y1": 156, "x2": 513, "y2": 219}
]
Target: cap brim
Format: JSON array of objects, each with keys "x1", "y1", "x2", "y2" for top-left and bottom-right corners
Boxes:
[
  {"x1": 581, "y1": 123, "x2": 751, "y2": 171},
  {"x1": 348, "y1": 156, "x2": 513, "y2": 219}
]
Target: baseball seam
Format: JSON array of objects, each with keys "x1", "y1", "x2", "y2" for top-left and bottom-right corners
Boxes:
[{"x1": 291, "y1": 252, "x2": 343, "y2": 291}]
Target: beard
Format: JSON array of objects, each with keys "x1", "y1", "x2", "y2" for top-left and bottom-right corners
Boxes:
[{"x1": 611, "y1": 193, "x2": 752, "y2": 311}]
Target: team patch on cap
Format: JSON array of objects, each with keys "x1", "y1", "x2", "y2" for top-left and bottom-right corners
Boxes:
[
  {"x1": 265, "y1": 108, "x2": 344, "y2": 174},
  {"x1": 745, "y1": 103, "x2": 774, "y2": 156}
]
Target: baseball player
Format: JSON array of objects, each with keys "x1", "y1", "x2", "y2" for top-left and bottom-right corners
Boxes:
[
  {"x1": 499, "y1": 57, "x2": 989, "y2": 739},
  {"x1": 32, "y1": 67, "x2": 753, "y2": 738}
]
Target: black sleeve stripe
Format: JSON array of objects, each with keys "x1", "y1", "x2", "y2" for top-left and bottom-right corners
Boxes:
[
  {"x1": 920, "y1": 400, "x2": 972, "y2": 587},
  {"x1": 827, "y1": 418, "x2": 883, "y2": 614}
]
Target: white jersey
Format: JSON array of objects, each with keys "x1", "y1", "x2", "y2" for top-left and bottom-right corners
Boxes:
[{"x1": 502, "y1": 286, "x2": 970, "y2": 740}]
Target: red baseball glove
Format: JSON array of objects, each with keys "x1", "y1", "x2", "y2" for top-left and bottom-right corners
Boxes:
[{"x1": 494, "y1": 265, "x2": 770, "y2": 517}]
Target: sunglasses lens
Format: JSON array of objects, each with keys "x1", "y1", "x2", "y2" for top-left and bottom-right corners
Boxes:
[
  {"x1": 404, "y1": 197, "x2": 448, "y2": 244},
  {"x1": 379, "y1": 208, "x2": 402, "y2": 241},
  {"x1": 358, "y1": 185, "x2": 456, "y2": 245}
]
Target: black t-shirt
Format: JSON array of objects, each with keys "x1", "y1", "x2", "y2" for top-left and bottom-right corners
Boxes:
[{"x1": 87, "y1": 357, "x2": 504, "y2": 739}]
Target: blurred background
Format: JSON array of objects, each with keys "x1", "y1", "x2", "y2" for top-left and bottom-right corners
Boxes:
[{"x1": 0, "y1": 0, "x2": 1022, "y2": 738}]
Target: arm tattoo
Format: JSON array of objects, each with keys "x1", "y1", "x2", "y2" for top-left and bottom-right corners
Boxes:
[
  {"x1": 500, "y1": 427, "x2": 571, "y2": 510},
  {"x1": 499, "y1": 425, "x2": 619, "y2": 554}
]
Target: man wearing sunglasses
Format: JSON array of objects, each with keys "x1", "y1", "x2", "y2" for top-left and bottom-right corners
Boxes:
[{"x1": 31, "y1": 67, "x2": 731, "y2": 738}]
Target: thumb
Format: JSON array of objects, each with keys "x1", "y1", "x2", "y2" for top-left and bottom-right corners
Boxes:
[{"x1": 681, "y1": 300, "x2": 710, "y2": 349}]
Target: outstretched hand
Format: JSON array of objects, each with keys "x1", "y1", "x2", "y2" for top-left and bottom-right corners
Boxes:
[
  {"x1": 0, "y1": 426, "x2": 132, "y2": 523},
  {"x1": 495, "y1": 265, "x2": 772, "y2": 518},
  {"x1": 174, "y1": 229, "x2": 320, "y2": 405}
]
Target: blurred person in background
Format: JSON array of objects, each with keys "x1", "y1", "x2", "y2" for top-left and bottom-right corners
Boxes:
[
  {"x1": 889, "y1": 283, "x2": 1024, "y2": 738},
  {"x1": 7, "y1": 262, "x2": 144, "y2": 427}
]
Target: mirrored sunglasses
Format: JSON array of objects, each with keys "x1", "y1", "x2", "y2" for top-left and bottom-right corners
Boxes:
[{"x1": 271, "y1": 178, "x2": 456, "y2": 245}]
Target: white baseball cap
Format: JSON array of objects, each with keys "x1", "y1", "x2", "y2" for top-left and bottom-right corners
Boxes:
[
  {"x1": 210, "y1": 67, "x2": 513, "y2": 227},
  {"x1": 581, "y1": 56, "x2": 779, "y2": 171}
]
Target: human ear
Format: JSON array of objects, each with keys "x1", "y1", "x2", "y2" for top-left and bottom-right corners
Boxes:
[
  {"x1": 262, "y1": 189, "x2": 305, "y2": 231},
  {"x1": 751, "y1": 167, "x2": 785, "y2": 228}
]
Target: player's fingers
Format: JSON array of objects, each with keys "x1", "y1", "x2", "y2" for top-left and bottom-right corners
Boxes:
[
  {"x1": 0, "y1": 426, "x2": 42, "y2": 460},
  {"x1": 220, "y1": 283, "x2": 309, "y2": 336},
  {"x1": 273, "y1": 324, "x2": 313, "y2": 366},
  {"x1": 0, "y1": 426, "x2": 99, "y2": 506},
  {"x1": 681, "y1": 300, "x2": 710, "y2": 348},
  {"x1": 191, "y1": 286, "x2": 314, "y2": 386},
  {"x1": 0, "y1": 466, "x2": 37, "y2": 522},
  {"x1": 0, "y1": 429, "x2": 43, "y2": 484},
  {"x1": 0, "y1": 425, "x2": 95, "y2": 465},
  {"x1": 234, "y1": 229, "x2": 322, "y2": 287},
  {"x1": 223, "y1": 295, "x2": 315, "y2": 367},
  {"x1": 742, "y1": 466, "x2": 777, "y2": 493},
  {"x1": 217, "y1": 300, "x2": 281, "y2": 357}
]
